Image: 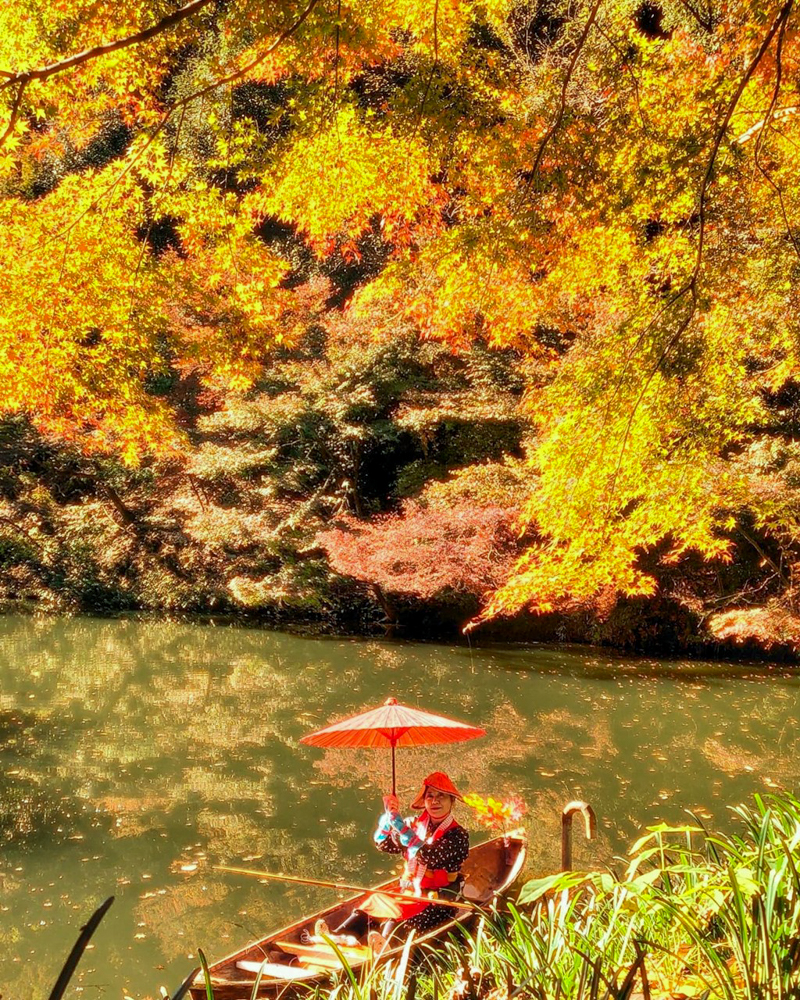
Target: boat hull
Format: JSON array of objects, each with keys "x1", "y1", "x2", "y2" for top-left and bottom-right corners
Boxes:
[{"x1": 188, "y1": 834, "x2": 526, "y2": 1000}]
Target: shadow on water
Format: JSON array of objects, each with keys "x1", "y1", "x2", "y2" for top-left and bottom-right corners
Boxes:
[{"x1": 466, "y1": 642, "x2": 798, "y2": 681}]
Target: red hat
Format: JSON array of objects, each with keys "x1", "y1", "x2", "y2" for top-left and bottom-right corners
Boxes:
[{"x1": 410, "y1": 771, "x2": 464, "y2": 811}]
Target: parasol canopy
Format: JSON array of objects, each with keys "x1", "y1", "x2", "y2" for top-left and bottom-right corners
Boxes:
[{"x1": 300, "y1": 697, "x2": 485, "y2": 794}]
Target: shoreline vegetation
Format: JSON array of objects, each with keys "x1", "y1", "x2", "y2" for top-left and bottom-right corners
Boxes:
[
  {"x1": 1, "y1": 367, "x2": 799, "y2": 662},
  {"x1": 3, "y1": 1, "x2": 800, "y2": 661},
  {"x1": 193, "y1": 790, "x2": 800, "y2": 1000},
  {"x1": 4, "y1": 603, "x2": 800, "y2": 672}
]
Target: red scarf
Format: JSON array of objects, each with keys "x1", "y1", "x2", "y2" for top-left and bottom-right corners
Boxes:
[{"x1": 403, "y1": 811, "x2": 460, "y2": 890}]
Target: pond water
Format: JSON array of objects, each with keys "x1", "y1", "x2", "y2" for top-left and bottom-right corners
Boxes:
[{"x1": 1, "y1": 613, "x2": 799, "y2": 999}]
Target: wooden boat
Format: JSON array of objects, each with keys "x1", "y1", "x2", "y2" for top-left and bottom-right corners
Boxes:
[{"x1": 190, "y1": 833, "x2": 526, "y2": 1000}]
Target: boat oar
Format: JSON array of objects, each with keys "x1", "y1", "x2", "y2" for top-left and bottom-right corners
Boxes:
[{"x1": 214, "y1": 865, "x2": 480, "y2": 912}]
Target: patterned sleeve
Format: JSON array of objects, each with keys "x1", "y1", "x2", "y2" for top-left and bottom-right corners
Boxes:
[
  {"x1": 372, "y1": 811, "x2": 412, "y2": 854},
  {"x1": 376, "y1": 834, "x2": 405, "y2": 855},
  {"x1": 416, "y1": 825, "x2": 470, "y2": 871}
]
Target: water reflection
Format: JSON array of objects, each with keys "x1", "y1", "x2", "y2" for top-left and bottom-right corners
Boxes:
[{"x1": 0, "y1": 615, "x2": 798, "y2": 998}]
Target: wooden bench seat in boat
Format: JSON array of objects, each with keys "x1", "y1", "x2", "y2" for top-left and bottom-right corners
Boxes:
[
  {"x1": 235, "y1": 961, "x2": 318, "y2": 980},
  {"x1": 275, "y1": 939, "x2": 371, "y2": 967}
]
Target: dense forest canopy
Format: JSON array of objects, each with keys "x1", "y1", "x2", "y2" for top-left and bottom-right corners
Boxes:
[{"x1": 1, "y1": 0, "x2": 799, "y2": 636}]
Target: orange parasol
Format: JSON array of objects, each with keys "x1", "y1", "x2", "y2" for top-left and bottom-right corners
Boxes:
[{"x1": 300, "y1": 697, "x2": 485, "y2": 795}]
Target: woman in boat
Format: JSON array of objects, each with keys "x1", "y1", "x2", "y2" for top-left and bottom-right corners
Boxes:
[{"x1": 327, "y1": 771, "x2": 470, "y2": 945}]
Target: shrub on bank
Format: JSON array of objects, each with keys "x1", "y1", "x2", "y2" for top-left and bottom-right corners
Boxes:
[{"x1": 478, "y1": 792, "x2": 800, "y2": 1000}]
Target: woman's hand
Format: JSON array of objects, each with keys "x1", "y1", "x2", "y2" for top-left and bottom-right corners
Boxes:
[{"x1": 382, "y1": 794, "x2": 400, "y2": 813}]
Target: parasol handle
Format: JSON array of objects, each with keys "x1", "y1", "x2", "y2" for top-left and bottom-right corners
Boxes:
[{"x1": 391, "y1": 742, "x2": 396, "y2": 796}]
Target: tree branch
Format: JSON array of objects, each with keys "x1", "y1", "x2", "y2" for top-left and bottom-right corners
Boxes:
[
  {"x1": 98, "y1": 480, "x2": 139, "y2": 530},
  {"x1": 752, "y1": 13, "x2": 800, "y2": 260},
  {"x1": 15, "y1": 0, "x2": 320, "y2": 254},
  {"x1": 0, "y1": 513, "x2": 44, "y2": 553},
  {"x1": 646, "y1": 0, "x2": 794, "y2": 364},
  {"x1": 606, "y1": 0, "x2": 795, "y2": 500},
  {"x1": 736, "y1": 104, "x2": 798, "y2": 144},
  {"x1": 0, "y1": 0, "x2": 214, "y2": 92},
  {"x1": 166, "y1": 0, "x2": 319, "y2": 101},
  {"x1": 0, "y1": 79, "x2": 27, "y2": 148},
  {"x1": 594, "y1": 20, "x2": 650, "y2": 135},
  {"x1": 413, "y1": 0, "x2": 440, "y2": 139},
  {"x1": 517, "y1": 0, "x2": 604, "y2": 203},
  {"x1": 688, "y1": 0, "x2": 794, "y2": 291},
  {"x1": 675, "y1": 0, "x2": 716, "y2": 33},
  {"x1": 371, "y1": 583, "x2": 399, "y2": 626}
]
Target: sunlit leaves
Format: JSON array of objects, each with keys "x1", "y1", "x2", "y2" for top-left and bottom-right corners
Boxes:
[
  {"x1": 257, "y1": 107, "x2": 434, "y2": 250},
  {"x1": 318, "y1": 501, "x2": 519, "y2": 600},
  {"x1": 356, "y1": 224, "x2": 555, "y2": 351},
  {"x1": 0, "y1": 168, "x2": 178, "y2": 462},
  {"x1": 2, "y1": 0, "x2": 800, "y2": 621},
  {"x1": 463, "y1": 791, "x2": 527, "y2": 832}
]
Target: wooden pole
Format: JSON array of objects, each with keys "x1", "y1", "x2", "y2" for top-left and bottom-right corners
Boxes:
[
  {"x1": 214, "y1": 866, "x2": 479, "y2": 912},
  {"x1": 561, "y1": 800, "x2": 596, "y2": 871}
]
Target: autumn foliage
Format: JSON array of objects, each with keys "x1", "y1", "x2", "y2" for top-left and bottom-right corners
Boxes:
[
  {"x1": 317, "y1": 502, "x2": 519, "y2": 602},
  {"x1": 463, "y1": 793, "x2": 527, "y2": 831},
  {"x1": 2, "y1": 0, "x2": 800, "y2": 635}
]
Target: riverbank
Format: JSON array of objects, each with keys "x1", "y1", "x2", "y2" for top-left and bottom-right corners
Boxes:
[
  {"x1": 0, "y1": 601, "x2": 799, "y2": 676},
  {"x1": 1, "y1": 343, "x2": 799, "y2": 663},
  {"x1": 2, "y1": 598, "x2": 799, "y2": 666}
]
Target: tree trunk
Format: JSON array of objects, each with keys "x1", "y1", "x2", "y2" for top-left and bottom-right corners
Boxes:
[
  {"x1": 98, "y1": 481, "x2": 138, "y2": 529},
  {"x1": 371, "y1": 583, "x2": 399, "y2": 632}
]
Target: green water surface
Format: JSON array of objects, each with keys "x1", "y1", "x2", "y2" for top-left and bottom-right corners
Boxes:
[{"x1": 0, "y1": 614, "x2": 798, "y2": 999}]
